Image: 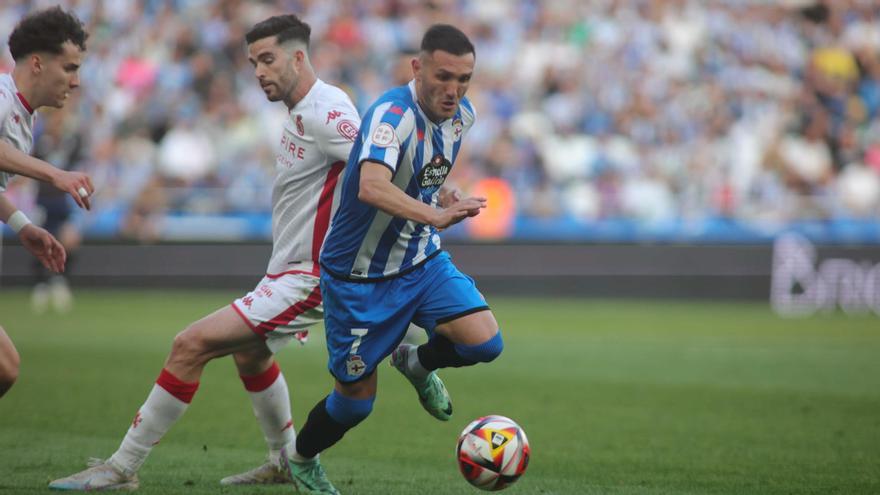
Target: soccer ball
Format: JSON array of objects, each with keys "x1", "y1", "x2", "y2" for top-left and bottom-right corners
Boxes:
[{"x1": 456, "y1": 415, "x2": 530, "y2": 491}]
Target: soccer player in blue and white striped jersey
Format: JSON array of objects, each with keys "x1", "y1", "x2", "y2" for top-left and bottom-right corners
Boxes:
[
  {"x1": 319, "y1": 50, "x2": 478, "y2": 280},
  {"x1": 290, "y1": 25, "x2": 505, "y2": 492}
]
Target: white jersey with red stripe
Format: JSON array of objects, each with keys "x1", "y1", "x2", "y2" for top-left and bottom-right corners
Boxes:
[
  {"x1": 231, "y1": 79, "x2": 358, "y2": 348},
  {"x1": 267, "y1": 78, "x2": 360, "y2": 277},
  {"x1": 0, "y1": 73, "x2": 36, "y2": 192}
]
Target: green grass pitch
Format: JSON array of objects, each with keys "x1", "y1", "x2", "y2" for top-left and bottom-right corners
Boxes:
[{"x1": 0, "y1": 289, "x2": 878, "y2": 494}]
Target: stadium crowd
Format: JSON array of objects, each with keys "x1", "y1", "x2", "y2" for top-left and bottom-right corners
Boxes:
[{"x1": 1, "y1": 0, "x2": 879, "y2": 241}]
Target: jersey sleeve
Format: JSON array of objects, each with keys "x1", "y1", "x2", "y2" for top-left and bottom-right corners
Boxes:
[
  {"x1": 357, "y1": 101, "x2": 415, "y2": 173},
  {"x1": 0, "y1": 88, "x2": 16, "y2": 192},
  {"x1": 314, "y1": 99, "x2": 361, "y2": 164},
  {"x1": 459, "y1": 96, "x2": 477, "y2": 136},
  {"x1": 0, "y1": 86, "x2": 14, "y2": 124}
]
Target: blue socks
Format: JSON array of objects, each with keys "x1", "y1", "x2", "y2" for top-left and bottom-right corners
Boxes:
[
  {"x1": 417, "y1": 330, "x2": 504, "y2": 371},
  {"x1": 325, "y1": 389, "x2": 375, "y2": 426},
  {"x1": 295, "y1": 391, "x2": 375, "y2": 458},
  {"x1": 454, "y1": 330, "x2": 503, "y2": 363}
]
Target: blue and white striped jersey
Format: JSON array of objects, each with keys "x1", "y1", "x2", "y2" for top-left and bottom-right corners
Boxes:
[{"x1": 320, "y1": 80, "x2": 475, "y2": 281}]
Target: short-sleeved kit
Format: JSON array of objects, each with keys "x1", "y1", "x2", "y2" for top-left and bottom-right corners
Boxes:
[
  {"x1": 319, "y1": 82, "x2": 488, "y2": 382},
  {"x1": 231, "y1": 79, "x2": 359, "y2": 348},
  {"x1": 0, "y1": 74, "x2": 35, "y2": 192}
]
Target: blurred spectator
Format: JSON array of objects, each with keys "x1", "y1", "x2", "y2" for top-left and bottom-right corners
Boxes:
[
  {"x1": 29, "y1": 104, "x2": 84, "y2": 312},
  {"x1": 0, "y1": 0, "x2": 877, "y2": 242}
]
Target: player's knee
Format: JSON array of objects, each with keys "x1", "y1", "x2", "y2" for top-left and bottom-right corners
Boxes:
[
  {"x1": 454, "y1": 330, "x2": 503, "y2": 363},
  {"x1": 0, "y1": 349, "x2": 20, "y2": 396},
  {"x1": 0, "y1": 364, "x2": 19, "y2": 389},
  {"x1": 233, "y1": 348, "x2": 274, "y2": 376},
  {"x1": 170, "y1": 324, "x2": 209, "y2": 361},
  {"x1": 325, "y1": 389, "x2": 375, "y2": 427}
]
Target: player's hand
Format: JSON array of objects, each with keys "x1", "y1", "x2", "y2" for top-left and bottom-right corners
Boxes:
[
  {"x1": 438, "y1": 186, "x2": 463, "y2": 208},
  {"x1": 433, "y1": 196, "x2": 486, "y2": 230},
  {"x1": 52, "y1": 170, "x2": 94, "y2": 210},
  {"x1": 18, "y1": 224, "x2": 67, "y2": 273}
]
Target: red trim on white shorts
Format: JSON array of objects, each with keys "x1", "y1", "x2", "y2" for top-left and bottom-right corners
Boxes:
[
  {"x1": 312, "y1": 161, "x2": 345, "y2": 263},
  {"x1": 230, "y1": 302, "x2": 258, "y2": 331},
  {"x1": 254, "y1": 285, "x2": 323, "y2": 337},
  {"x1": 265, "y1": 268, "x2": 319, "y2": 279}
]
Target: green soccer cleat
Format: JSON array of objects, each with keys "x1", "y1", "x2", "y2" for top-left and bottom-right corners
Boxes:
[
  {"x1": 390, "y1": 344, "x2": 453, "y2": 421},
  {"x1": 287, "y1": 457, "x2": 340, "y2": 495}
]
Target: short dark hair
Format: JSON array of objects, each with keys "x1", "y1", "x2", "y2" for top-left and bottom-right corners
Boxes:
[
  {"x1": 420, "y1": 24, "x2": 475, "y2": 57},
  {"x1": 8, "y1": 6, "x2": 88, "y2": 61},
  {"x1": 245, "y1": 14, "x2": 311, "y2": 47}
]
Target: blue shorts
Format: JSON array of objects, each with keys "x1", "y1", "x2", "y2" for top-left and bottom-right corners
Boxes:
[{"x1": 320, "y1": 251, "x2": 489, "y2": 382}]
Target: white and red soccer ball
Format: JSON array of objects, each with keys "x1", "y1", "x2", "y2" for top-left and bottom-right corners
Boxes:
[{"x1": 456, "y1": 415, "x2": 530, "y2": 491}]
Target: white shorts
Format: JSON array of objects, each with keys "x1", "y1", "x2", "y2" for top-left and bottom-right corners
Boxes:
[{"x1": 231, "y1": 272, "x2": 324, "y2": 354}]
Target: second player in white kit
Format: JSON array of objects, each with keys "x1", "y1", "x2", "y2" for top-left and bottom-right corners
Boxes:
[
  {"x1": 0, "y1": 7, "x2": 94, "y2": 400},
  {"x1": 231, "y1": 76, "x2": 358, "y2": 353},
  {"x1": 49, "y1": 14, "x2": 360, "y2": 491}
]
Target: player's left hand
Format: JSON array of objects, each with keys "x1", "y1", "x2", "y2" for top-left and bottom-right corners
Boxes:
[
  {"x1": 438, "y1": 186, "x2": 463, "y2": 208},
  {"x1": 435, "y1": 196, "x2": 486, "y2": 230},
  {"x1": 18, "y1": 224, "x2": 67, "y2": 273}
]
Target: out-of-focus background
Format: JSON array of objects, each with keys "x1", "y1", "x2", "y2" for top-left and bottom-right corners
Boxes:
[
  {"x1": 1, "y1": 0, "x2": 879, "y2": 242},
  {"x1": 1, "y1": 2, "x2": 879, "y2": 495},
  {"x1": 2, "y1": 0, "x2": 880, "y2": 312}
]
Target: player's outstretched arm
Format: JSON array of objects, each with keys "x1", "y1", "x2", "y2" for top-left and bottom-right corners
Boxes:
[
  {"x1": 0, "y1": 193, "x2": 66, "y2": 273},
  {"x1": 359, "y1": 161, "x2": 485, "y2": 230},
  {"x1": 0, "y1": 140, "x2": 94, "y2": 210}
]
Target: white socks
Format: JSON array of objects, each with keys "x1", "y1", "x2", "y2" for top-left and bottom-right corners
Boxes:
[
  {"x1": 407, "y1": 345, "x2": 431, "y2": 380},
  {"x1": 240, "y1": 362, "x2": 295, "y2": 464},
  {"x1": 108, "y1": 369, "x2": 197, "y2": 475},
  {"x1": 106, "y1": 363, "x2": 295, "y2": 474}
]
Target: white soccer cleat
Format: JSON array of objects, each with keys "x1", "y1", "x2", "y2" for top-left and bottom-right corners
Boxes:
[
  {"x1": 48, "y1": 459, "x2": 139, "y2": 491},
  {"x1": 31, "y1": 282, "x2": 50, "y2": 314},
  {"x1": 49, "y1": 276, "x2": 73, "y2": 313},
  {"x1": 220, "y1": 460, "x2": 292, "y2": 485}
]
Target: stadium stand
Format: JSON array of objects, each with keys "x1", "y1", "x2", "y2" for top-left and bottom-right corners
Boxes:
[{"x1": 1, "y1": 0, "x2": 878, "y2": 243}]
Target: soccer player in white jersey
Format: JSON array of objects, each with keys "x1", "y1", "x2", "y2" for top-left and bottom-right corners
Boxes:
[
  {"x1": 285, "y1": 25, "x2": 503, "y2": 494},
  {"x1": 0, "y1": 7, "x2": 94, "y2": 399},
  {"x1": 49, "y1": 14, "x2": 360, "y2": 491}
]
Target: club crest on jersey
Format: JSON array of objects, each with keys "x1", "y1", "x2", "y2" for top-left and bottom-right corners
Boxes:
[
  {"x1": 295, "y1": 114, "x2": 305, "y2": 136},
  {"x1": 418, "y1": 154, "x2": 452, "y2": 189},
  {"x1": 452, "y1": 117, "x2": 463, "y2": 140},
  {"x1": 371, "y1": 123, "x2": 395, "y2": 147},
  {"x1": 337, "y1": 119, "x2": 358, "y2": 142},
  {"x1": 346, "y1": 355, "x2": 366, "y2": 377}
]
